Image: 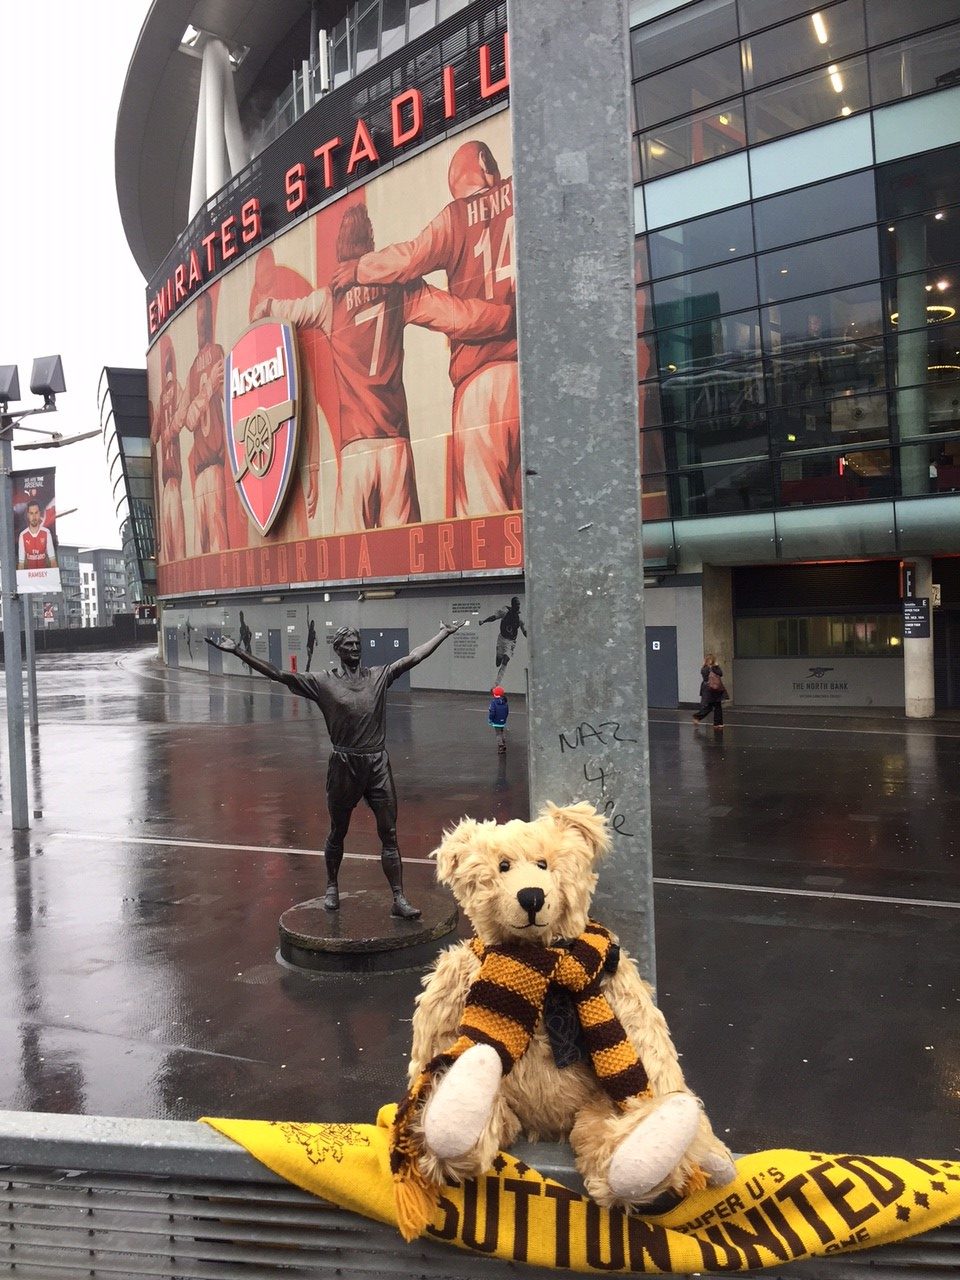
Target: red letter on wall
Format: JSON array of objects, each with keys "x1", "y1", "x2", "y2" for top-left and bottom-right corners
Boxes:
[
  {"x1": 347, "y1": 119, "x2": 379, "y2": 174},
  {"x1": 391, "y1": 89, "x2": 423, "y2": 147},
  {"x1": 313, "y1": 138, "x2": 341, "y2": 189},
  {"x1": 241, "y1": 197, "x2": 262, "y2": 243},
  {"x1": 479, "y1": 34, "x2": 510, "y2": 98},
  {"x1": 285, "y1": 163, "x2": 307, "y2": 212}
]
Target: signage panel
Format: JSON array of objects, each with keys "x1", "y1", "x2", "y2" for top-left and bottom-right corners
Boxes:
[{"x1": 903, "y1": 598, "x2": 930, "y2": 639}]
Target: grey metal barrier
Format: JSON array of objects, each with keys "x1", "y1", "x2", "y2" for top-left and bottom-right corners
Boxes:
[{"x1": 0, "y1": 1110, "x2": 955, "y2": 1278}]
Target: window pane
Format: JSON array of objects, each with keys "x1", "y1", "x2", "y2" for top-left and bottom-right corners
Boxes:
[
  {"x1": 676, "y1": 459, "x2": 774, "y2": 515},
  {"x1": 657, "y1": 308, "x2": 763, "y2": 406},
  {"x1": 743, "y1": 1, "x2": 866, "y2": 91},
  {"x1": 754, "y1": 170, "x2": 877, "y2": 251},
  {"x1": 638, "y1": 331, "x2": 657, "y2": 381},
  {"x1": 877, "y1": 142, "x2": 960, "y2": 223},
  {"x1": 864, "y1": 0, "x2": 960, "y2": 45},
  {"x1": 641, "y1": 471, "x2": 671, "y2": 522},
  {"x1": 671, "y1": 411, "x2": 770, "y2": 464},
  {"x1": 884, "y1": 272, "x2": 960, "y2": 341},
  {"x1": 636, "y1": 285, "x2": 654, "y2": 335},
  {"x1": 884, "y1": 317, "x2": 960, "y2": 400},
  {"x1": 766, "y1": 337, "x2": 886, "y2": 411},
  {"x1": 653, "y1": 257, "x2": 759, "y2": 327},
  {"x1": 738, "y1": 0, "x2": 825, "y2": 37},
  {"x1": 927, "y1": 439, "x2": 960, "y2": 491},
  {"x1": 746, "y1": 56, "x2": 869, "y2": 145},
  {"x1": 635, "y1": 45, "x2": 742, "y2": 129},
  {"x1": 761, "y1": 283, "x2": 884, "y2": 349},
  {"x1": 870, "y1": 27, "x2": 960, "y2": 107},
  {"x1": 634, "y1": 237, "x2": 651, "y2": 285},
  {"x1": 638, "y1": 381, "x2": 663, "y2": 429},
  {"x1": 355, "y1": 6, "x2": 379, "y2": 71},
  {"x1": 644, "y1": 152, "x2": 751, "y2": 228},
  {"x1": 880, "y1": 220, "x2": 960, "y2": 284},
  {"x1": 778, "y1": 447, "x2": 893, "y2": 503},
  {"x1": 649, "y1": 205, "x2": 754, "y2": 280},
  {"x1": 381, "y1": 0, "x2": 407, "y2": 56},
  {"x1": 408, "y1": 0, "x2": 435, "y2": 39},
  {"x1": 771, "y1": 388, "x2": 890, "y2": 449},
  {"x1": 632, "y1": 0, "x2": 738, "y2": 76},
  {"x1": 758, "y1": 228, "x2": 880, "y2": 304},
  {"x1": 641, "y1": 102, "x2": 746, "y2": 178}
]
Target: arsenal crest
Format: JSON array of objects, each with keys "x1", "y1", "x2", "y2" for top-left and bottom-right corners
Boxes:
[{"x1": 224, "y1": 321, "x2": 300, "y2": 536}]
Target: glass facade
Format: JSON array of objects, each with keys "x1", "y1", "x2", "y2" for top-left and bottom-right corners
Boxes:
[
  {"x1": 632, "y1": 0, "x2": 960, "y2": 527},
  {"x1": 99, "y1": 368, "x2": 156, "y2": 603}
]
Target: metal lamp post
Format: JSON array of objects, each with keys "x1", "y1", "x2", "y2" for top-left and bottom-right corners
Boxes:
[{"x1": 0, "y1": 358, "x2": 65, "y2": 830}]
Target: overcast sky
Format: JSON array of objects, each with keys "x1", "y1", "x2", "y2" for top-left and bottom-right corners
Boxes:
[{"x1": 0, "y1": 2, "x2": 153, "y2": 549}]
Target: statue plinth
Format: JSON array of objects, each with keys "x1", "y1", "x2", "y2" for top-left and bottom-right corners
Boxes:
[{"x1": 278, "y1": 858, "x2": 457, "y2": 973}]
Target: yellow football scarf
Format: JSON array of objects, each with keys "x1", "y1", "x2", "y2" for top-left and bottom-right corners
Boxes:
[
  {"x1": 203, "y1": 1107, "x2": 960, "y2": 1272},
  {"x1": 390, "y1": 921, "x2": 659, "y2": 1241}
]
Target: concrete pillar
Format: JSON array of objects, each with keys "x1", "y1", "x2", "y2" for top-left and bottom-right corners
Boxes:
[
  {"x1": 904, "y1": 556, "x2": 935, "y2": 717},
  {"x1": 508, "y1": 0, "x2": 655, "y2": 980},
  {"x1": 701, "y1": 564, "x2": 735, "y2": 700}
]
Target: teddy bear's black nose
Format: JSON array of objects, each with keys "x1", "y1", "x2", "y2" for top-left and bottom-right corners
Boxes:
[{"x1": 516, "y1": 887, "x2": 545, "y2": 922}]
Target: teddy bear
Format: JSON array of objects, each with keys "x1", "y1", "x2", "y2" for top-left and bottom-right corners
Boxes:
[{"x1": 389, "y1": 801, "x2": 736, "y2": 1240}]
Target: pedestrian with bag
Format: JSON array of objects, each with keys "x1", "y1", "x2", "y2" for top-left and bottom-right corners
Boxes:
[{"x1": 693, "y1": 653, "x2": 727, "y2": 731}]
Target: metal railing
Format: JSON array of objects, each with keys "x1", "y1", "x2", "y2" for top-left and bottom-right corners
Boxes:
[{"x1": 0, "y1": 1110, "x2": 955, "y2": 1278}]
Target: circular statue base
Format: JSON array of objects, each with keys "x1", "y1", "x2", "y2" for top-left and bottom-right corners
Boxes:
[{"x1": 278, "y1": 858, "x2": 458, "y2": 974}]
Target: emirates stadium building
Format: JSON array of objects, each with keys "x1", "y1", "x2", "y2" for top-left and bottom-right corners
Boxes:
[{"x1": 117, "y1": 0, "x2": 960, "y2": 709}]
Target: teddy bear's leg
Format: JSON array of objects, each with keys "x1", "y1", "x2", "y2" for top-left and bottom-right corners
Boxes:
[
  {"x1": 691, "y1": 1113, "x2": 738, "y2": 1188},
  {"x1": 422, "y1": 1044, "x2": 503, "y2": 1160},
  {"x1": 571, "y1": 1092, "x2": 702, "y2": 1207}
]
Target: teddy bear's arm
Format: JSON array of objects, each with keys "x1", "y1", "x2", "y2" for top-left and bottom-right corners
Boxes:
[
  {"x1": 601, "y1": 951, "x2": 689, "y2": 1096},
  {"x1": 408, "y1": 942, "x2": 480, "y2": 1081}
]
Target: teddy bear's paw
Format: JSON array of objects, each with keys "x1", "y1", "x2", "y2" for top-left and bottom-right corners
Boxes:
[
  {"x1": 607, "y1": 1093, "x2": 701, "y2": 1202},
  {"x1": 701, "y1": 1148, "x2": 738, "y2": 1188},
  {"x1": 422, "y1": 1044, "x2": 503, "y2": 1160}
]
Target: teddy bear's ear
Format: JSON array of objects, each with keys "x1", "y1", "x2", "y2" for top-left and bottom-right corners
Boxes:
[
  {"x1": 432, "y1": 816, "x2": 483, "y2": 886},
  {"x1": 540, "y1": 801, "x2": 611, "y2": 866}
]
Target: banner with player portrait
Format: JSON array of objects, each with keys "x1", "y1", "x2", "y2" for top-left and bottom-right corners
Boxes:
[
  {"x1": 13, "y1": 469, "x2": 60, "y2": 594},
  {"x1": 147, "y1": 107, "x2": 519, "y2": 597}
]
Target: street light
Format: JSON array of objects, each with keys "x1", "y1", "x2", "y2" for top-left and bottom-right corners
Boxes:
[{"x1": 0, "y1": 357, "x2": 65, "y2": 830}]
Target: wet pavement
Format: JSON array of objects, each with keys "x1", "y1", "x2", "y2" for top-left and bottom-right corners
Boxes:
[{"x1": 0, "y1": 648, "x2": 956, "y2": 1161}]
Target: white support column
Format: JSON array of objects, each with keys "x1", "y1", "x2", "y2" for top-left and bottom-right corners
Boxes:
[{"x1": 188, "y1": 36, "x2": 249, "y2": 221}]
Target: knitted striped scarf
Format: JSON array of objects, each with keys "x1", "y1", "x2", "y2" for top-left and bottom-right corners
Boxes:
[{"x1": 391, "y1": 920, "x2": 652, "y2": 1240}]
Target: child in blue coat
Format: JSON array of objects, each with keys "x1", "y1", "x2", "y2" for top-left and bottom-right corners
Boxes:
[{"x1": 488, "y1": 686, "x2": 509, "y2": 754}]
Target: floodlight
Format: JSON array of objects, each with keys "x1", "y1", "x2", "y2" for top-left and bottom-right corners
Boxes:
[
  {"x1": 0, "y1": 365, "x2": 20, "y2": 406},
  {"x1": 29, "y1": 355, "x2": 66, "y2": 407}
]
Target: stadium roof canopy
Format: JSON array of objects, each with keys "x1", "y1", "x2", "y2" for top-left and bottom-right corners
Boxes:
[{"x1": 116, "y1": 0, "x2": 348, "y2": 280}]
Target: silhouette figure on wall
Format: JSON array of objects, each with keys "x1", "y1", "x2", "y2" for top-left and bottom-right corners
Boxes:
[
  {"x1": 479, "y1": 597, "x2": 527, "y2": 682},
  {"x1": 306, "y1": 618, "x2": 317, "y2": 671},
  {"x1": 238, "y1": 611, "x2": 253, "y2": 654},
  {"x1": 206, "y1": 621, "x2": 464, "y2": 918}
]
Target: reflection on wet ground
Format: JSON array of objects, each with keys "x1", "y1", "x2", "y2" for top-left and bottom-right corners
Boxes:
[{"x1": 0, "y1": 648, "x2": 956, "y2": 1157}]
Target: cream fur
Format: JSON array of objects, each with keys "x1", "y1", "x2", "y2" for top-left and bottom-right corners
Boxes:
[{"x1": 408, "y1": 803, "x2": 736, "y2": 1209}]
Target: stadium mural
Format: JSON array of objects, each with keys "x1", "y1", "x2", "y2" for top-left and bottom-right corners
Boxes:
[{"x1": 148, "y1": 109, "x2": 519, "y2": 596}]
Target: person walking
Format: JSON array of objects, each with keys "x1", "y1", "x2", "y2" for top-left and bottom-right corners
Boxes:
[
  {"x1": 488, "y1": 685, "x2": 509, "y2": 753},
  {"x1": 693, "y1": 653, "x2": 726, "y2": 731}
]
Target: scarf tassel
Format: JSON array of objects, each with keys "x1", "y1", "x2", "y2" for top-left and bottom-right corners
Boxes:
[{"x1": 394, "y1": 1166, "x2": 438, "y2": 1242}]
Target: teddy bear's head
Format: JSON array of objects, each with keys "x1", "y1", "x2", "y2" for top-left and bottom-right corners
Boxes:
[{"x1": 433, "y1": 801, "x2": 611, "y2": 946}]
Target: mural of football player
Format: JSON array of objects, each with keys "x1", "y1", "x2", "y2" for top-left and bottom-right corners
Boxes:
[
  {"x1": 184, "y1": 291, "x2": 229, "y2": 554},
  {"x1": 257, "y1": 204, "x2": 513, "y2": 533},
  {"x1": 331, "y1": 140, "x2": 518, "y2": 519},
  {"x1": 149, "y1": 335, "x2": 187, "y2": 563}
]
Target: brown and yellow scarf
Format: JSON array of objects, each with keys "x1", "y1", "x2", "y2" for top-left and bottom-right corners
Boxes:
[{"x1": 391, "y1": 920, "x2": 654, "y2": 1240}]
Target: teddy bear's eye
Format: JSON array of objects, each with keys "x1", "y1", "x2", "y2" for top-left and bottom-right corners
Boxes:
[
  {"x1": 536, "y1": 859, "x2": 548, "y2": 870},
  {"x1": 499, "y1": 859, "x2": 511, "y2": 873}
]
